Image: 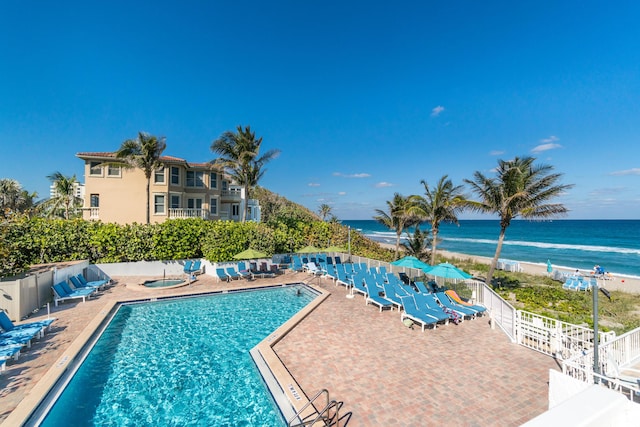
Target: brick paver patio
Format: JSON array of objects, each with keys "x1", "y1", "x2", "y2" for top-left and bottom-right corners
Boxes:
[{"x1": 0, "y1": 272, "x2": 558, "y2": 426}]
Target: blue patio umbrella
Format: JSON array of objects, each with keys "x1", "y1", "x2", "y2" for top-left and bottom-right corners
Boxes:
[
  {"x1": 390, "y1": 256, "x2": 431, "y2": 270},
  {"x1": 423, "y1": 262, "x2": 472, "y2": 281}
]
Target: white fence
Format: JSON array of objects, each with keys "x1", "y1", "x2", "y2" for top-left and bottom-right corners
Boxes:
[{"x1": 562, "y1": 326, "x2": 640, "y2": 402}]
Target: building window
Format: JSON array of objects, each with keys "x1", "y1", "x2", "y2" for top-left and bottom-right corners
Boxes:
[
  {"x1": 186, "y1": 171, "x2": 204, "y2": 188},
  {"x1": 210, "y1": 197, "x2": 218, "y2": 215},
  {"x1": 90, "y1": 194, "x2": 100, "y2": 207},
  {"x1": 210, "y1": 172, "x2": 217, "y2": 189},
  {"x1": 232, "y1": 204, "x2": 240, "y2": 216},
  {"x1": 154, "y1": 167, "x2": 165, "y2": 183},
  {"x1": 107, "y1": 165, "x2": 121, "y2": 177},
  {"x1": 170, "y1": 194, "x2": 180, "y2": 209},
  {"x1": 187, "y1": 198, "x2": 203, "y2": 209},
  {"x1": 222, "y1": 180, "x2": 228, "y2": 191},
  {"x1": 154, "y1": 194, "x2": 166, "y2": 214},
  {"x1": 89, "y1": 162, "x2": 102, "y2": 176},
  {"x1": 171, "y1": 167, "x2": 180, "y2": 185}
]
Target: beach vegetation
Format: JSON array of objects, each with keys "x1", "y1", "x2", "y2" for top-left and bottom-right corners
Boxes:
[
  {"x1": 373, "y1": 193, "x2": 418, "y2": 259},
  {"x1": 463, "y1": 156, "x2": 574, "y2": 288},
  {"x1": 41, "y1": 172, "x2": 83, "y2": 219},
  {"x1": 409, "y1": 175, "x2": 467, "y2": 265},
  {"x1": 402, "y1": 227, "x2": 431, "y2": 261},
  {"x1": 115, "y1": 132, "x2": 167, "y2": 225},
  {"x1": 211, "y1": 125, "x2": 280, "y2": 222}
]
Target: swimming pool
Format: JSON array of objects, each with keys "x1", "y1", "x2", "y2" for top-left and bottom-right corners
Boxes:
[{"x1": 36, "y1": 285, "x2": 317, "y2": 426}]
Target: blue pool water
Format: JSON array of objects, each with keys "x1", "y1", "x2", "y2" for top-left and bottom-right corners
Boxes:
[{"x1": 40, "y1": 285, "x2": 316, "y2": 426}]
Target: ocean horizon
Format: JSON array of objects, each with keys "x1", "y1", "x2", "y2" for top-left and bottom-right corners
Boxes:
[{"x1": 341, "y1": 219, "x2": 640, "y2": 280}]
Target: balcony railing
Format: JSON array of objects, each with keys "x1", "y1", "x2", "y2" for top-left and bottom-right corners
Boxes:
[
  {"x1": 168, "y1": 208, "x2": 209, "y2": 219},
  {"x1": 89, "y1": 207, "x2": 99, "y2": 219},
  {"x1": 221, "y1": 189, "x2": 242, "y2": 201}
]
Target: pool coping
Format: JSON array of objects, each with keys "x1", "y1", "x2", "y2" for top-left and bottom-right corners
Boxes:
[{"x1": 4, "y1": 280, "x2": 329, "y2": 426}]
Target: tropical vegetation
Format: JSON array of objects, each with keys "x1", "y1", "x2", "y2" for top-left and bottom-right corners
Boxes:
[
  {"x1": 42, "y1": 172, "x2": 83, "y2": 219},
  {"x1": 373, "y1": 193, "x2": 417, "y2": 259},
  {"x1": 0, "y1": 178, "x2": 37, "y2": 218}
]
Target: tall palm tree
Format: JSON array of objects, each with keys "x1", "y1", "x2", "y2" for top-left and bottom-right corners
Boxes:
[
  {"x1": 318, "y1": 203, "x2": 332, "y2": 221},
  {"x1": 211, "y1": 125, "x2": 280, "y2": 222},
  {"x1": 464, "y1": 156, "x2": 573, "y2": 286},
  {"x1": 45, "y1": 172, "x2": 83, "y2": 219},
  {"x1": 373, "y1": 193, "x2": 417, "y2": 259},
  {"x1": 410, "y1": 175, "x2": 467, "y2": 265},
  {"x1": 116, "y1": 132, "x2": 167, "y2": 224}
]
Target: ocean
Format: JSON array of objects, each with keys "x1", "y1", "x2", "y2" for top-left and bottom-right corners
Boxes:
[{"x1": 342, "y1": 219, "x2": 640, "y2": 279}]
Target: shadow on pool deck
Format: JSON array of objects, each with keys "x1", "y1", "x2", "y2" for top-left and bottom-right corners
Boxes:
[{"x1": 0, "y1": 272, "x2": 558, "y2": 426}]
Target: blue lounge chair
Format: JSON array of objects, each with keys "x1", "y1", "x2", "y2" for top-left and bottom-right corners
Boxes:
[
  {"x1": 1, "y1": 343, "x2": 22, "y2": 372},
  {"x1": 434, "y1": 292, "x2": 477, "y2": 318},
  {"x1": 413, "y1": 293, "x2": 451, "y2": 324},
  {"x1": 70, "y1": 275, "x2": 102, "y2": 291},
  {"x1": 0, "y1": 311, "x2": 55, "y2": 339},
  {"x1": 364, "y1": 281, "x2": 394, "y2": 312},
  {"x1": 350, "y1": 274, "x2": 369, "y2": 297},
  {"x1": 183, "y1": 260, "x2": 193, "y2": 273},
  {"x1": 52, "y1": 282, "x2": 96, "y2": 306},
  {"x1": 189, "y1": 260, "x2": 203, "y2": 275},
  {"x1": 215, "y1": 268, "x2": 230, "y2": 282},
  {"x1": 225, "y1": 267, "x2": 242, "y2": 280},
  {"x1": 399, "y1": 296, "x2": 439, "y2": 332},
  {"x1": 75, "y1": 273, "x2": 109, "y2": 289},
  {"x1": 381, "y1": 283, "x2": 404, "y2": 311}
]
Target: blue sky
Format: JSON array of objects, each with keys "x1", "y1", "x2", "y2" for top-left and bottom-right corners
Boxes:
[{"x1": 1, "y1": 1, "x2": 639, "y2": 220}]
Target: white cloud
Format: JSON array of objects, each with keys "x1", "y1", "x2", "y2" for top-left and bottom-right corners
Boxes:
[
  {"x1": 431, "y1": 105, "x2": 445, "y2": 117},
  {"x1": 489, "y1": 150, "x2": 505, "y2": 156},
  {"x1": 375, "y1": 182, "x2": 393, "y2": 188},
  {"x1": 332, "y1": 172, "x2": 371, "y2": 178},
  {"x1": 307, "y1": 182, "x2": 320, "y2": 187},
  {"x1": 610, "y1": 168, "x2": 640, "y2": 176},
  {"x1": 338, "y1": 191, "x2": 347, "y2": 196},
  {"x1": 532, "y1": 136, "x2": 561, "y2": 153}
]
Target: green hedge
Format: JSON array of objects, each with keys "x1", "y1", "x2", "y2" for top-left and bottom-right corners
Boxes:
[{"x1": 0, "y1": 217, "x2": 394, "y2": 278}]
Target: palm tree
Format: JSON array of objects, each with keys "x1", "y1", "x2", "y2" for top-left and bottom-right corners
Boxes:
[
  {"x1": 464, "y1": 156, "x2": 573, "y2": 286},
  {"x1": 116, "y1": 132, "x2": 167, "y2": 224},
  {"x1": 0, "y1": 178, "x2": 37, "y2": 218},
  {"x1": 402, "y1": 227, "x2": 431, "y2": 261},
  {"x1": 211, "y1": 125, "x2": 280, "y2": 222},
  {"x1": 45, "y1": 172, "x2": 83, "y2": 219},
  {"x1": 410, "y1": 175, "x2": 467, "y2": 265},
  {"x1": 318, "y1": 203, "x2": 332, "y2": 221},
  {"x1": 373, "y1": 193, "x2": 417, "y2": 259}
]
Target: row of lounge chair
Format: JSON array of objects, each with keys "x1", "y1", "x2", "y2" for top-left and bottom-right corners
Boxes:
[
  {"x1": 215, "y1": 261, "x2": 285, "y2": 282},
  {"x1": 52, "y1": 273, "x2": 110, "y2": 306},
  {"x1": 315, "y1": 262, "x2": 486, "y2": 332},
  {"x1": 562, "y1": 276, "x2": 595, "y2": 291},
  {"x1": 1, "y1": 310, "x2": 55, "y2": 373},
  {"x1": 183, "y1": 260, "x2": 204, "y2": 275}
]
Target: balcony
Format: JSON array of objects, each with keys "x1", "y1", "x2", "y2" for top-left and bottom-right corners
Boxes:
[
  {"x1": 88, "y1": 207, "x2": 99, "y2": 220},
  {"x1": 220, "y1": 188, "x2": 242, "y2": 202},
  {"x1": 168, "y1": 208, "x2": 210, "y2": 219}
]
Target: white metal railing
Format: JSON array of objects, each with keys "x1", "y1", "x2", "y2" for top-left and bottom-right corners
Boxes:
[
  {"x1": 168, "y1": 208, "x2": 209, "y2": 219},
  {"x1": 562, "y1": 327, "x2": 640, "y2": 403},
  {"x1": 517, "y1": 311, "x2": 616, "y2": 358},
  {"x1": 468, "y1": 280, "x2": 518, "y2": 342}
]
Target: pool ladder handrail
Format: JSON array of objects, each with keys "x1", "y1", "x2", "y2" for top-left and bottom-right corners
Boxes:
[{"x1": 288, "y1": 388, "x2": 343, "y2": 427}]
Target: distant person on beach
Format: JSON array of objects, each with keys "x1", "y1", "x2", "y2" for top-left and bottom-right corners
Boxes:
[{"x1": 574, "y1": 269, "x2": 581, "y2": 277}]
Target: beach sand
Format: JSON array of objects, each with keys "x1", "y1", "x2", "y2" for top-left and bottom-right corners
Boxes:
[{"x1": 377, "y1": 242, "x2": 640, "y2": 294}]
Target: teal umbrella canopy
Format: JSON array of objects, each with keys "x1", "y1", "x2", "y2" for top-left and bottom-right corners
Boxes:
[
  {"x1": 423, "y1": 262, "x2": 472, "y2": 280},
  {"x1": 391, "y1": 256, "x2": 431, "y2": 270},
  {"x1": 233, "y1": 248, "x2": 268, "y2": 260}
]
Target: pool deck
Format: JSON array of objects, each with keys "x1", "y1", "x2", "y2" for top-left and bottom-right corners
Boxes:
[{"x1": 0, "y1": 272, "x2": 559, "y2": 426}]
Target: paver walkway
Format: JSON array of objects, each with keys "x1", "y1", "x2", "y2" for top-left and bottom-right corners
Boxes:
[{"x1": 0, "y1": 272, "x2": 558, "y2": 426}]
